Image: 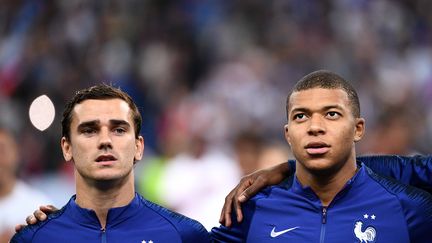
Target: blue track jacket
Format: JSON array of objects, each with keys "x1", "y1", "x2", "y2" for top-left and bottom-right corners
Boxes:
[
  {"x1": 359, "y1": 155, "x2": 432, "y2": 194},
  {"x1": 11, "y1": 193, "x2": 210, "y2": 243},
  {"x1": 211, "y1": 163, "x2": 432, "y2": 242}
]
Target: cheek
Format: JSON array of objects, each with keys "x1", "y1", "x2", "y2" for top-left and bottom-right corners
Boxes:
[
  {"x1": 71, "y1": 141, "x2": 93, "y2": 163},
  {"x1": 335, "y1": 125, "x2": 356, "y2": 147},
  {"x1": 71, "y1": 147, "x2": 86, "y2": 163},
  {"x1": 287, "y1": 130, "x2": 302, "y2": 149},
  {"x1": 122, "y1": 141, "x2": 139, "y2": 161}
]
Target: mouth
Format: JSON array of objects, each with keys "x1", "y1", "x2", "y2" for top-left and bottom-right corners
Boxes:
[
  {"x1": 95, "y1": 154, "x2": 117, "y2": 164},
  {"x1": 304, "y1": 142, "x2": 330, "y2": 155}
]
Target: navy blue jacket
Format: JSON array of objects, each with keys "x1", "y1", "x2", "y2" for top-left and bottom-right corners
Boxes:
[
  {"x1": 359, "y1": 155, "x2": 432, "y2": 194},
  {"x1": 11, "y1": 193, "x2": 210, "y2": 243},
  {"x1": 211, "y1": 163, "x2": 432, "y2": 242},
  {"x1": 286, "y1": 155, "x2": 432, "y2": 194}
]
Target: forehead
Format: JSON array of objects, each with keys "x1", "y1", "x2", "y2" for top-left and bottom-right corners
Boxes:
[
  {"x1": 288, "y1": 88, "x2": 351, "y2": 112},
  {"x1": 71, "y1": 99, "x2": 132, "y2": 124}
]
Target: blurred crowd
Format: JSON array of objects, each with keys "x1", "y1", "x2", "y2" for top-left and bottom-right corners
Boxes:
[{"x1": 1, "y1": 0, "x2": 432, "y2": 232}]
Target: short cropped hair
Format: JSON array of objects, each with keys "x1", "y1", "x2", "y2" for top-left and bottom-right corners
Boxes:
[
  {"x1": 286, "y1": 70, "x2": 360, "y2": 119},
  {"x1": 62, "y1": 84, "x2": 142, "y2": 141}
]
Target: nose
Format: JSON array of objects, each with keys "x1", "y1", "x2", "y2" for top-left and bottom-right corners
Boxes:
[
  {"x1": 307, "y1": 114, "x2": 325, "y2": 136},
  {"x1": 98, "y1": 128, "x2": 113, "y2": 150}
]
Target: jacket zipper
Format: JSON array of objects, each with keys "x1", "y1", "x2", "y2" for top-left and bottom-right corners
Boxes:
[
  {"x1": 320, "y1": 207, "x2": 327, "y2": 243},
  {"x1": 101, "y1": 228, "x2": 107, "y2": 243}
]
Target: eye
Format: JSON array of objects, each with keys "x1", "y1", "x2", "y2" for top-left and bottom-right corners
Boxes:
[
  {"x1": 113, "y1": 127, "x2": 127, "y2": 135},
  {"x1": 81, "y1": 128, "x2": 96, "y2": 135},
  {"x1": 293, "y1": 113, "x2": 307, "y2": 121},
  {"x1": 326, "y1": 111, "x2": 341, "y2": 119}
]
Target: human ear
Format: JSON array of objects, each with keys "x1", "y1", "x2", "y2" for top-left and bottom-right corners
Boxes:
[
  {"x1": 61, "y1": 137, "x2": 73, "y2": 161},
  {"x1": 134, "y1": 136, "x2": 144, "y2": 162},
  {"x1": 284, "y1": 124, "x2": 291, "y2": 146},
  {"x1": 354, "y1": 118, "x2": 365, "y2": 142}
]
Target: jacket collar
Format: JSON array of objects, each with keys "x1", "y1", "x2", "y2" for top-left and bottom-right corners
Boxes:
[
  {"x1": 65, "y1": 193, "x2": 142, "y2": 229},
  {"x1": 291, "y1": 162, "x2": 367, "y2": 206}
]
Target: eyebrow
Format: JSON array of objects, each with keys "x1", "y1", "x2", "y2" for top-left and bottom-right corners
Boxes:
[
  {"x1": 77, "y1": 120, "x2": 100, "y2": 130},
  {"x1": 109, "y1": 119, "x2": 131, "y2": 128},
  {"x1": 290, "y1": 104, "x2": 345, "y2": 114},
  {"x1": 77, "y1": 119, "x2": 131, "y2": 130}
]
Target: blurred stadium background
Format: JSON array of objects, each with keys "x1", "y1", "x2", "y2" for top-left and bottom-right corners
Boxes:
[{"x1": 1, "y1": 0, "x2": 432, "y2": 231}]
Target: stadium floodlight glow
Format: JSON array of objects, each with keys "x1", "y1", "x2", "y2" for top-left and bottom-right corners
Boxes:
[{"x1": 29, "y1": 94, "x2": 55, "y2": 131}]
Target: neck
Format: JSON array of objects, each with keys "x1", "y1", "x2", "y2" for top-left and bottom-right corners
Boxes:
[
  {"x1": 296, "y1": 154, "x2": 358, "y2": 206},
  {"x1": 75, "y1": 172, "x2": 135, "y2": 229}
]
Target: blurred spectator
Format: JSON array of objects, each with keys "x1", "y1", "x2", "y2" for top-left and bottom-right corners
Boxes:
[
  {"x1": 1, "y1": 0, "x2": 431, "y2": 176},
  {"x1": 233, "y1": 130, "x2": 264, "y2": 175},
  {"x1": 360, "y1": 104, "x2": 424, "y2": 155},
  {"x1": 156, "y1": 98, "x2": 241, "y2": 230},
  {"x1": 257, "y1": 142, "x2": 293, "y2": 171},
  {"x1": 0, "y1": 128, "x2": 51, "y2": 242},
  {"x1": 159, "y1": 141, "x2": 240, "y2": 230}
]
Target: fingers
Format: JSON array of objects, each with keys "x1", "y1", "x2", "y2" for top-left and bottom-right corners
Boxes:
[
  {"x1": 14, "y1": 224, "x2": 26, "y2": 233},
  {"x1": 238, "y1": 175, "x2": 267, "y2": 203},
  {"x1": 33, "y1": 204, "x2": 58, "y2": 222},
  {"x1": 234, "y1": 201, "x2": 243, "y2": 223},
  {"x1": 232, "y1": 188, "x2": 244, "y2": 223},
  {"x1": 219, "y1": 188, "x2": 235, "y2": 227},
  {"x1": 233, "y1": 175, "x2": 271, "y2": 223},
  {"x1": 231, "y1": 177, "x2": 255, "y2": 224},
  {"x1": 25, "y1": 215, "x2": 37, "y2": 225},
  {"x1": 17, "y1": 206, "x2": 54, "y2": 230},
  {"x1": 220, "y1": 174, "x2": 265, "y2": 227},
  {"x1": 220, "y1": 164, "x2": 291, "y2": 228},
  {"x1": 220, "y1": 176, "x2": 252, "y2": 227},
  {"x1": 33, "y1": 209, "x2": 47, "y2": 221},
  {"x1": 40, "y1": 205, "x2": 57, "y2": 214},
  {"x1": 22, "y1": 205, "x2": 57, "y2": 229}
]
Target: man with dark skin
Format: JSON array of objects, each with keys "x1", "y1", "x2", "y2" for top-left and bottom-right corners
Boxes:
[{"x1": 211, "y1": 70, "x2": 432, "y2": 242}]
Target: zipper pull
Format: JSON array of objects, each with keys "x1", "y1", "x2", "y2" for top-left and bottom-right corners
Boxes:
[{"x1": 322, "y1": 207, "x2": 327, "y2": 224}]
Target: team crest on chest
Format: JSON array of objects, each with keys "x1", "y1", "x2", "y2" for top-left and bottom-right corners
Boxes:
[{"x1": 353, "y1": 213, "x2": 377, "y2": 243}]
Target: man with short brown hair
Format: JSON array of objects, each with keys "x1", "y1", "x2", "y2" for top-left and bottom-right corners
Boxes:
[{"x1": 11, "y1": 84, "x2": 210, "y2": 243}]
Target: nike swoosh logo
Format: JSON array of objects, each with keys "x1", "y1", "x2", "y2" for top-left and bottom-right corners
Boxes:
[{"x1": 270, "y1": 226, "x2": 300, "y2": 238}]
